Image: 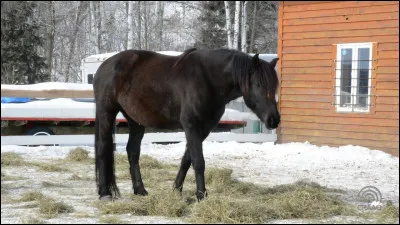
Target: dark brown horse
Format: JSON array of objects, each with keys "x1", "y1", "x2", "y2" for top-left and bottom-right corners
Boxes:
[{"x1": 93, "y1": 48, "x2": 280, "y2": 201}]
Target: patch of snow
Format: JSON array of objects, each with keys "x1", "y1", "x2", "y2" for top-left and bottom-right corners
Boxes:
[{"x1": 1, "y1": 82, "x2": 93, "y2": 91}]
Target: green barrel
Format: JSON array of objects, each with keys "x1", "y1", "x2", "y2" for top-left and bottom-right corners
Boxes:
[{"x1": 253, "y1": 120, "x2": 261, "y2": 133}]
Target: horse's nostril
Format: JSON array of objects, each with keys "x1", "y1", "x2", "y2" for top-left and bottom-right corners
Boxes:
[{"x1": 268, "y1": 117, "x2": 274, "y2": 126}]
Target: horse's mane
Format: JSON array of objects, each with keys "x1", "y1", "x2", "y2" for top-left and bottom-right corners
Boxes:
[
  {"x1": 229, "y1": 49, "x2": 278, "y2": 95},
  {"x1": 172, "y1": 47, "x2": 197, "y2": 69}
]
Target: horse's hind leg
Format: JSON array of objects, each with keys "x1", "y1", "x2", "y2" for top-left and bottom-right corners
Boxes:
[
  {"x1": 173, "y1": 144, "x2": 191, "y2": 192},
  {"x1": 125, "y1": 117, "x2": 147, "y2": 195},
  {"x1": 95, "y1": 107, "x2": 119, "y2": 200}
]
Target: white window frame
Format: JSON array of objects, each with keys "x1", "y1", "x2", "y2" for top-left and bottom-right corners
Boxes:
[{"x1": 335, "y1": 42, "x2": 373, "y2": 113}]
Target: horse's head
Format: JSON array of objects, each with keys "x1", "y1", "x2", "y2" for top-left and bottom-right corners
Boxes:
[{"x1": 242, "y1": 54, "x2": 280, "y2": 130}]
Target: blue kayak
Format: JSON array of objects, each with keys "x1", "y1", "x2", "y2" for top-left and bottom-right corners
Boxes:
[{"x1": 1, "y1": 97, "x2": 31, "y2": 103}]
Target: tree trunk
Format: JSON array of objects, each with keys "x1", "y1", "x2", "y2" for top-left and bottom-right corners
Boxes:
[
  {"x1": 224, "y1": 1, "x2": 232, "y2": 49},
  {"x1": 233, "y1": 1, "x2": 240, "y2": 50},
  {"x1": 46, "y1": 1, "x2": 55, "y2": 80},
  {"x1": 90, "y1": 1, "x2": 99, "y2": 54},
  {"x1": 249, "y1": 1, "x2": 257, "y2": 53},
  {"x1": 137, "y1": 1, "x2": 141, "y2": 49},
  {"x1": 124, "y1": 2, "x2": 128, "y2": 50},
  {"x1": 144, "y1": 1, "x2": 148, "y2": 50},
  {"x1": 127, "y1": 1, "x2": 133, "y2": 49},
  {"x1": 65, "y1": 1, "x2": 88, "y2": 83},
  {"x1": 96, "y1": 1, "x2": 102, "y2": 53},
  {"x1": 241, "y1": 1, "x2": 248, "y2": 52},
  {"x1": 156, "y1": 1, "x2": 164, "y2": 50}
]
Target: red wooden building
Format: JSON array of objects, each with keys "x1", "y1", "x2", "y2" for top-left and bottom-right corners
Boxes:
[{"x1": 276, "y1": 1, "x2": 399, "y2": 156}]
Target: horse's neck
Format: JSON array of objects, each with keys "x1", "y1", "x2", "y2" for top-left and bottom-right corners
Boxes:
[
  {"x1": 200, "y1": 49, "x2": 243, "y2": 105},
  {"x1": 221, "y1": 72, "x2": 243, "y2": 105},
  {"x1": 218, "y1": 55, "x2": 244, "y2": 105}
]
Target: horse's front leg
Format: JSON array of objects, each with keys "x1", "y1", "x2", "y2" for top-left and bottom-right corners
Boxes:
[
  {"x1": 126, "y1": 119, "x2": 147, "y2": 196},
  {"x1": 185, "y1": 129, "x2": 207, "y2": 201},
  {"x1": 173, "y1": 144, "x2": 191, "y2": 192}
]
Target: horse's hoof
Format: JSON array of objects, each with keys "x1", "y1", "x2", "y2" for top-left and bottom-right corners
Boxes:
[
  {"x1": 172, "y1": 184, "x2": 183, "y2": 193},
  {"x1": 196, "y1": 190, "x2": 208, "y2": 202},
  {"x1": 134, "y1": 187, "x2": 148, "y2": 196},
  {"x1": 99, "y1": 195, "x2": 113, "y2": 202}
]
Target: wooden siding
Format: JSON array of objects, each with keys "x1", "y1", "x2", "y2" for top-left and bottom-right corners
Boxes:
[{"x1": 278, "y1": 1, "x2": 399, "y2": 156}]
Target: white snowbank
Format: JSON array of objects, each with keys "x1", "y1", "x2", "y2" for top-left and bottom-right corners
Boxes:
[{"x1": 1, "y1": 82, "x2": 93, "y2": 91}]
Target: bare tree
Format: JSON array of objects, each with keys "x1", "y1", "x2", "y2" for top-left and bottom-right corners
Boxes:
[
  {"x1": 253, "y1": 1, "x2": 278, "y2": 53},
  {"x1": 89, "y1": 1, "x2": 99, "y2": 54},
  {"x1": 233, "y1": 1, "x2": 240, "y2": 50},
  {"x1": 156, "y1": 1, "x2": 164, "y2": 50},
  {"x1": 241, "y1": 1, "x2": 247, "y2": 52},
  {"x1": 46, "y1": 1, "x2": 55, "y2": 79},
  {"x1": 143, "y1": 1, "x2": 149, "y2": 50},
  {"x1": 96, "y1": 1, "x2": 102, "y2": 53},
  {"x1": 249, "y1": 1, "x2": 257, "y2": 53},
  {"x1": 224, "y1": 1, "x2": 232, "y2": 49},
  {"x1": 127, "y1": 1, "x2": 134, "y2": 49},
  {"x1": 65, "y1": 1, "x2": 88, "y2": 82},
  {"x1": 137, "y1": 1, "x2": 142, "y2": 49}
]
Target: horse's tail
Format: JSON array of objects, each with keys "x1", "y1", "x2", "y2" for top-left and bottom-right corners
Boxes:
[{"x1": 94, "y1": 110, "x2": 121, "y2": 199}]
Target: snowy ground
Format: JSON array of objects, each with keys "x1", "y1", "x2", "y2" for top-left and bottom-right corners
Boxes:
[{"x1": 1, "y1": 141, "x2": 399, "y2": 223}]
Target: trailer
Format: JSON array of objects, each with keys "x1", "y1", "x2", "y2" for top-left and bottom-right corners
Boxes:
[{"x1": 1, "y1": 92, "x2": 249, "y2": 137}]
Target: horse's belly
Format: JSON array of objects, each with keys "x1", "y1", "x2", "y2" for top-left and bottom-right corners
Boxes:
[{"x1": 119, "y1": 98, "x2": 181, "y2": 129}]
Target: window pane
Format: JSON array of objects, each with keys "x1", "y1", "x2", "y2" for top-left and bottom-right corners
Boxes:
[
  {"x1": 357, "y1": 48, "x2": 370, "y2": 109},
  {"x1": 88, "y1": 74, "x2": 94, "y2": 84},
  {"x1": 340, "y1": 48, "x2": 352, "y2": 107}
]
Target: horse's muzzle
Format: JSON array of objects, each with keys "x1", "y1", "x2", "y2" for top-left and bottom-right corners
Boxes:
[{"x1": 266, "y1": 115, "x2": 280, "y2": 130}]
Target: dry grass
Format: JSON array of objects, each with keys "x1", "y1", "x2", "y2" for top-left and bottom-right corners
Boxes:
[
  {"x1": 93, "y1": 155, "x2": 354, "y2": 223},
  {"x1": 21, "y1": 216, "x2": 47, "y2": 224},
  {"x1": 114, "y1": 153, "x2": 178, "y2": 186},
  {"x1": 70, "y1": 174, "x2": 82, "y2": 180},
  {"x1": 1, "y1": 152, "x2": 27, "y2": 166},
  {"x1": 190, "y1": 180, "x2": 351, "y2": 223},
  {"x1": 1, "y1": 187, "x2": 8, "y2": 195},
  {"x1": 94, "y1": 199, "x2": 149, "y2": 216},
  {"x1": 98, "y1": 215, "x2": 124, "y2": 224},
  {"x1": 69, "y1": 174, "x2": 93, "y2": 181},
  {"x1": 41, "y1": 181, "x2": 67, "y2": 188},
  {"x1": 38, "y1": 196, "x2": 74, "y2": 218},
  {"x1": 19, "y1": 191, "x2": 73, "y2": 219},
  {"x1": 376, "y1": 201, "x2": 399, "y2": 224},
  {"x1": 20, "y1": 191, "x2": 45, "y2": 202},
  {"x1": 1, "y1": 172, "x2": 25, "y2": 181},
  {"x1": 66, "y1": 147, "x2": 92, "y2": 162},
  {"x1": 33, "y1": 162, "x2": 69, "y2": 172}
]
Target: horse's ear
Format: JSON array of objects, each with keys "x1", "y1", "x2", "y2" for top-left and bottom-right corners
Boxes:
[
  {"x1": 270, "y1": 58, "x2": 279, "y2": 68},
  {"x1": 252, "y1": 53, "x2": 260, "y2": 67}
]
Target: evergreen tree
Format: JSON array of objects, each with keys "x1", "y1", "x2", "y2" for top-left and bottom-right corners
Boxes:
[
  {"x1": 194, "y1": 1, "x2": 226, "y2": 49},
  {"x1": 1, "y1": 1, "x2": 49, "y2": 84}
]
